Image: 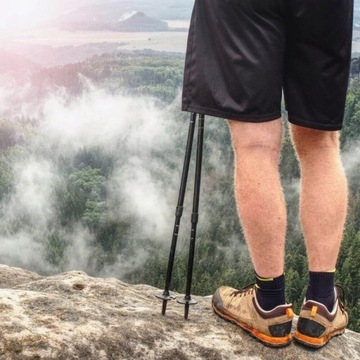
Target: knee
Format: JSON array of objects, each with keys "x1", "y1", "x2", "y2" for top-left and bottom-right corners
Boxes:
[
  {"x1": 229, "y1": 119, "x2": 283, "y2": 159},
  {"x1": 290, "y1": 125, "x2": 340, "y2": 159}
]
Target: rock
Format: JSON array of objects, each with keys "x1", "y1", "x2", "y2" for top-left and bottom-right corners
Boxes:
[{"x1": 0, "y1": 264, "x2": 359, "y2": 359}]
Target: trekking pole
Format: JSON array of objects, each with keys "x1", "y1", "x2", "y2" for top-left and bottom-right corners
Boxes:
[
  {"x1": 177, "y1": 114, "x2": 205, "y2": 319},
  {"x1": 155, "y1": 113, "x2": 197, "y2": 315}
]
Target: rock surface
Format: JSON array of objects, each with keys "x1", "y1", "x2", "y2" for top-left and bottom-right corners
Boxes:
[{"x1": 0, "y1": 264, "x2": 359, "y2": 360}]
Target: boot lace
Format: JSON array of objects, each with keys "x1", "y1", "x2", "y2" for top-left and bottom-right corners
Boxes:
[{"x1": 230, "y1": 283, "x2": 255, "y2": 298}]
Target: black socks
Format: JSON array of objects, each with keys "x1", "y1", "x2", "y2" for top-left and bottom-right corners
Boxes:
[
  {"x1": 254, "y1": 271, "x2": 335, "y2": 312},
  {"x1": 306, "y1": 271, "x2": 335, "y2": 312},
  {"x1": 255, "y1": 273, "x2": 286, "y2": 311}
]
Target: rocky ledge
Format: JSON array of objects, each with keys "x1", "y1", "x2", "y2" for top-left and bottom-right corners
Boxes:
[{"x1": 0, "y1": 265, "x2": 359, "y2": 360}]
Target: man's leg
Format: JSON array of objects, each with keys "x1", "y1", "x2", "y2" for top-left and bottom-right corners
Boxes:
[
  {"x1": 229, "y1": 118, "x2": 288, "y2": 311},
  {"x1": 291, "y1": 124, "x2": 349, "y2": 348},
  {"x1": 212, "y1": 118, "x2": 293, "y2": 348},
  {"x1": 290, "y1": 125, "x2": 348, "y2": 273},
  {"x1": 229, "y1": 118, "x2": 286, "y2": 278}
]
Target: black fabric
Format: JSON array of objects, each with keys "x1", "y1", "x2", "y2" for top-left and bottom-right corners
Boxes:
[
  {"x1": 255, "y1": 273, "x2": 286, "y2": 311},
  {"x1": 182, "y1": 0, "x2": 353, "y2": 130},
  {"x1": 306, "y1": 271, "x2": 335, "y2": 312}
]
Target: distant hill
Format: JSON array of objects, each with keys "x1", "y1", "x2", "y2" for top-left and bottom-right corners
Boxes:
[
  {"x1": 133, "y1": 0, "x2": 194, "y2": 20},
  {"x1": 113, "y1": 12, "x2": 168, "y2": 32}
]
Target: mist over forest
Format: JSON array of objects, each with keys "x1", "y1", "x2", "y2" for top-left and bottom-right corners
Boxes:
[
  {"x1": 1, "y1": 0, "x2": 360, "y2": 333},
  {"x1": 0, "y1": 48, "x2": 243, "y2": 286}
]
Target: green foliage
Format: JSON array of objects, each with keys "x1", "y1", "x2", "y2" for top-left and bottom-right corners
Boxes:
[
  {"x1": 341, "y1": 78, "x2": 360, "y2": 147},
  {"x1": 0, "y1": 154, "x2": 14, "y2": 201},
  {"x1": 46, "y1": 231, "x2": 67, "y2": 266},
  {"x1": 56, "y1": 166, "x2": 106, "y2": 225},
  {"x1": 31, "y1": 50, "x2": 184, "y2": 103}
]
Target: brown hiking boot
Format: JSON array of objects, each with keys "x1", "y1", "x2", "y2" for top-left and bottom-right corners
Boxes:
[
  {"x1": 212, "y1": 284, "x2": 294, "y2": 347},
  {"x1": 294, "y1": 285, "x2": 348, "y2": 348}
]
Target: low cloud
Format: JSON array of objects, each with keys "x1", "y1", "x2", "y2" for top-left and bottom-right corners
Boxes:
[{"x1": 0, "y1": 81, "x2": 186, "y2": 276}]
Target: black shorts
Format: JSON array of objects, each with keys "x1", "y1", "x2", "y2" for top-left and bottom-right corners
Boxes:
[{"x1": 182, "y1": 0, "x2": 353, "y2": 130}]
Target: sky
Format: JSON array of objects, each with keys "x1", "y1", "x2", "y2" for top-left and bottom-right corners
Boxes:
[{"x1": 0, "y1": 0, "x2": 85, "y2": 31}]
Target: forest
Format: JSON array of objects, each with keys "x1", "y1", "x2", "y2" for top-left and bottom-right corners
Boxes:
[{"x1": 1, "y1": 50, "x2": 360, "y2": 332}]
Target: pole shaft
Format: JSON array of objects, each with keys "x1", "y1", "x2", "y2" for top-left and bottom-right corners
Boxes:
[
  {"x1": 162, "y1": 113, "x2": 197, "y2": 297},
  {"x1": 184, "y1": 114, "x2": 205, "y2": 301}
]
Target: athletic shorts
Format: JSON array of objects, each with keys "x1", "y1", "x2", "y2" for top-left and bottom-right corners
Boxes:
[{"x1": 182, "y1": 0, "x2": 353, "y2": 130}]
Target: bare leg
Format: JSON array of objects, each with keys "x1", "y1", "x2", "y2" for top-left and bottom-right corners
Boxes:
[
  {"x1": 229, "y1": 118, "x2": 286, "y2": 278},
  {"x1": 290, "y1": 124, "x2": 348, "y2": 271}
]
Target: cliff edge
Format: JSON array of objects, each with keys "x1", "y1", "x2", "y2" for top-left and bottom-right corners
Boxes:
[{"x1": 0, "y1": 265, "x2": 359, "y2": 359}]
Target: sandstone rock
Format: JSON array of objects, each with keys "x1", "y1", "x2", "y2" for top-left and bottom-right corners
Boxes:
[{"x1": 0, "y1": 264, "x2": 359, "y2": 359}]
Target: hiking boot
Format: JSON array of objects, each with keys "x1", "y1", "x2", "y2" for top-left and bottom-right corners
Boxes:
[
  {"x1": 294, "y1": 285, "x2": 348, "y2": 348},
  {"x1": 212, "y1": 284, "x2": 294, "y2": 347}
]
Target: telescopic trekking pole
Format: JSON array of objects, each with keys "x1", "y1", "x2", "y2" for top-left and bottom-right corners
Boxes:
[
  {"x1": 155, "y1": 113, "x2": 197, "y2": 315},
  {"x1": 177, "y1": 114, "x2": 204, "y2": 319}
]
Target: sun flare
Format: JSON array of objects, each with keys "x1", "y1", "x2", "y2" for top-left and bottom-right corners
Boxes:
[{"x1": 0, "y1": 0, "x2": 62, "y2": 31}]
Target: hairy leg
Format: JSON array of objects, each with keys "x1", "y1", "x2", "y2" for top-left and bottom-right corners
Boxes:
[
  {"x1": 290, "y1": 124, "x2": 348, "y2": 271},
  {"x1": 229, "y1": 118, "x2": 286, "y2": 278}
]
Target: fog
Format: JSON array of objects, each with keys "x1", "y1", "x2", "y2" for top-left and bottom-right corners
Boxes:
[
  {"x1": 0, "y1": 81, "x2": 192, "y2": 276},
  {"x1": 0, "y1": 68, "x2": 240, "y2": 281}
]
